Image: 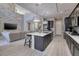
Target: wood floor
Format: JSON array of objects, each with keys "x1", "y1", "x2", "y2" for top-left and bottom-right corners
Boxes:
[
  {"x1": 44, "y1": 35, "x2": 71, "y2": 56},
  {"x1": 0, "y1": 35, "x2": 71, "y2": 56}
]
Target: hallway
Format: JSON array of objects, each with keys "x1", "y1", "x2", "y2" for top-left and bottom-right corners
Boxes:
[{"x1": 44, "y1": 35, "x2": 71, "y2": 56}]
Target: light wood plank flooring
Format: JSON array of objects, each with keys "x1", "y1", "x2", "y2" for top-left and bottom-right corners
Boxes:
[
  {"x1": 0, "y1": 35, "x2": 71, "y2": 56},
  {"x1": 44, "y1": 35, "x2": 71, "y2": 56}
]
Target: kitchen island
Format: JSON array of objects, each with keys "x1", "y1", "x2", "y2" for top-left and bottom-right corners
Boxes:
[{"x1": 27, "y1": 31, "x2": 53, "y2": 51}]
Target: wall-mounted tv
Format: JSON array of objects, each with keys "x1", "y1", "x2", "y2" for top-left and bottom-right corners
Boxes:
[{"x1": 4, "y1": 23, "x2": 17, "y2": 30}]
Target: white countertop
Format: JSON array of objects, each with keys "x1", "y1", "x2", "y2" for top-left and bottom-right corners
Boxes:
[
  {"x1": 27, "y1": 31, "x2": 53, "y2": 37},
  {"x1": 65, "y1": 32, "x2": 79, "y2": 44}
]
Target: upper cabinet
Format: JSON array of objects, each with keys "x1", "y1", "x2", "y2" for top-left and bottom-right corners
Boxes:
[
  {"x1": 64, "y1": 4, "x2": 79, "y2": 31},
  {"x1": 70, "y1": 4, "x2": 79, "y2": 27},
  {"x1": 43, "y1": 18, "x2": 54, "y2": 31}
]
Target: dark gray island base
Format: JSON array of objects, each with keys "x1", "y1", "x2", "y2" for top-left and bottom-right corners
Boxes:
[{"x1": 34, "y1": 32, "x2": 53, "y2": 51}]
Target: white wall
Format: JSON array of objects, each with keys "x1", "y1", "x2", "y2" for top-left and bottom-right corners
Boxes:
[
  {"x1": 55, "y1": 19, "x2": 63, "y2": 35},
  {"x1": 0, "y1": 4, "x2": 24, "y2": 32},
  {"x1": 0, "y1": 20, "x2": 3, "y2": 32},
  {"x1": 24, "y1": 12, "x2": 41, "y2": 32},
  {"x1": 24, "y1": 13, "x2": 34, "y2": 31}
]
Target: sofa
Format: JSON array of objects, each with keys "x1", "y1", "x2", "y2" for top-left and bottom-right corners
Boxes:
[{"x1": 9, "y1": 32, "x2": 27, "y2": 42}]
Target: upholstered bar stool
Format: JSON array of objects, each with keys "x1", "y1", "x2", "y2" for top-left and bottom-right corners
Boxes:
[{"x1": 24, "y1": 34, "x2": 31, "y2": 48}]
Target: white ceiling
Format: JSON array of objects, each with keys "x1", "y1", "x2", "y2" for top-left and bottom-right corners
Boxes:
[{"x1": 17, "y1": 3, "x2": 77, "y2": 18}]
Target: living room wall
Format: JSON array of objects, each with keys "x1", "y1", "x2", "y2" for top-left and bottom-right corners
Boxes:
[{"x1": 0, "y1": 3, "x2": 24, "y2": 32}]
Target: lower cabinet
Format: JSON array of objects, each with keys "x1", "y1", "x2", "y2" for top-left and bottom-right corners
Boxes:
[
  {"x1": 64, "y1": 32, "x2": 79, "y2": 56},
  {"x1": 74, "y1": 46, "x2": 79, "y2": 56},
  {"x1": 35, "y1": 33, "x2": 53, "y2": 51},
  {"x1": 64, "y1": 33, "x2": 71, "y2": 50},
  {"x1": 70, "y1": 42, "x2": 74, "y2": 55},
  {"x1": 35, "y1": 36, "x2": 44, "y2": 51},
  {"x1": 73, "y1": 43, "x2": 79, "y2": 56}
]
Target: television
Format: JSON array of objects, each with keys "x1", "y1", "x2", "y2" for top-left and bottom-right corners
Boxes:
[{"x1": 4, "y1": 23, "x2": 17, "y2": 30}]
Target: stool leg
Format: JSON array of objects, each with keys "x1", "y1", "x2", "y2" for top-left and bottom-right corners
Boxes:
[
  {"x1": 24, "y1": 39, "x2": 26, "y2": 46},
  {"x1": 29, "y1": 40, "x2": 31, "y2": 48}
]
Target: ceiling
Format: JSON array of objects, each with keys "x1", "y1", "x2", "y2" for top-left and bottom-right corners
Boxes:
[{"x1": 17, "y1": 3, "x2": 77, "y2": 18}]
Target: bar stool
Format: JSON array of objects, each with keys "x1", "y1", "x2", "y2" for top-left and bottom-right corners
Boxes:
[{"x1": 24, "y1": 34, "x2": 31, "y2": 48}]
